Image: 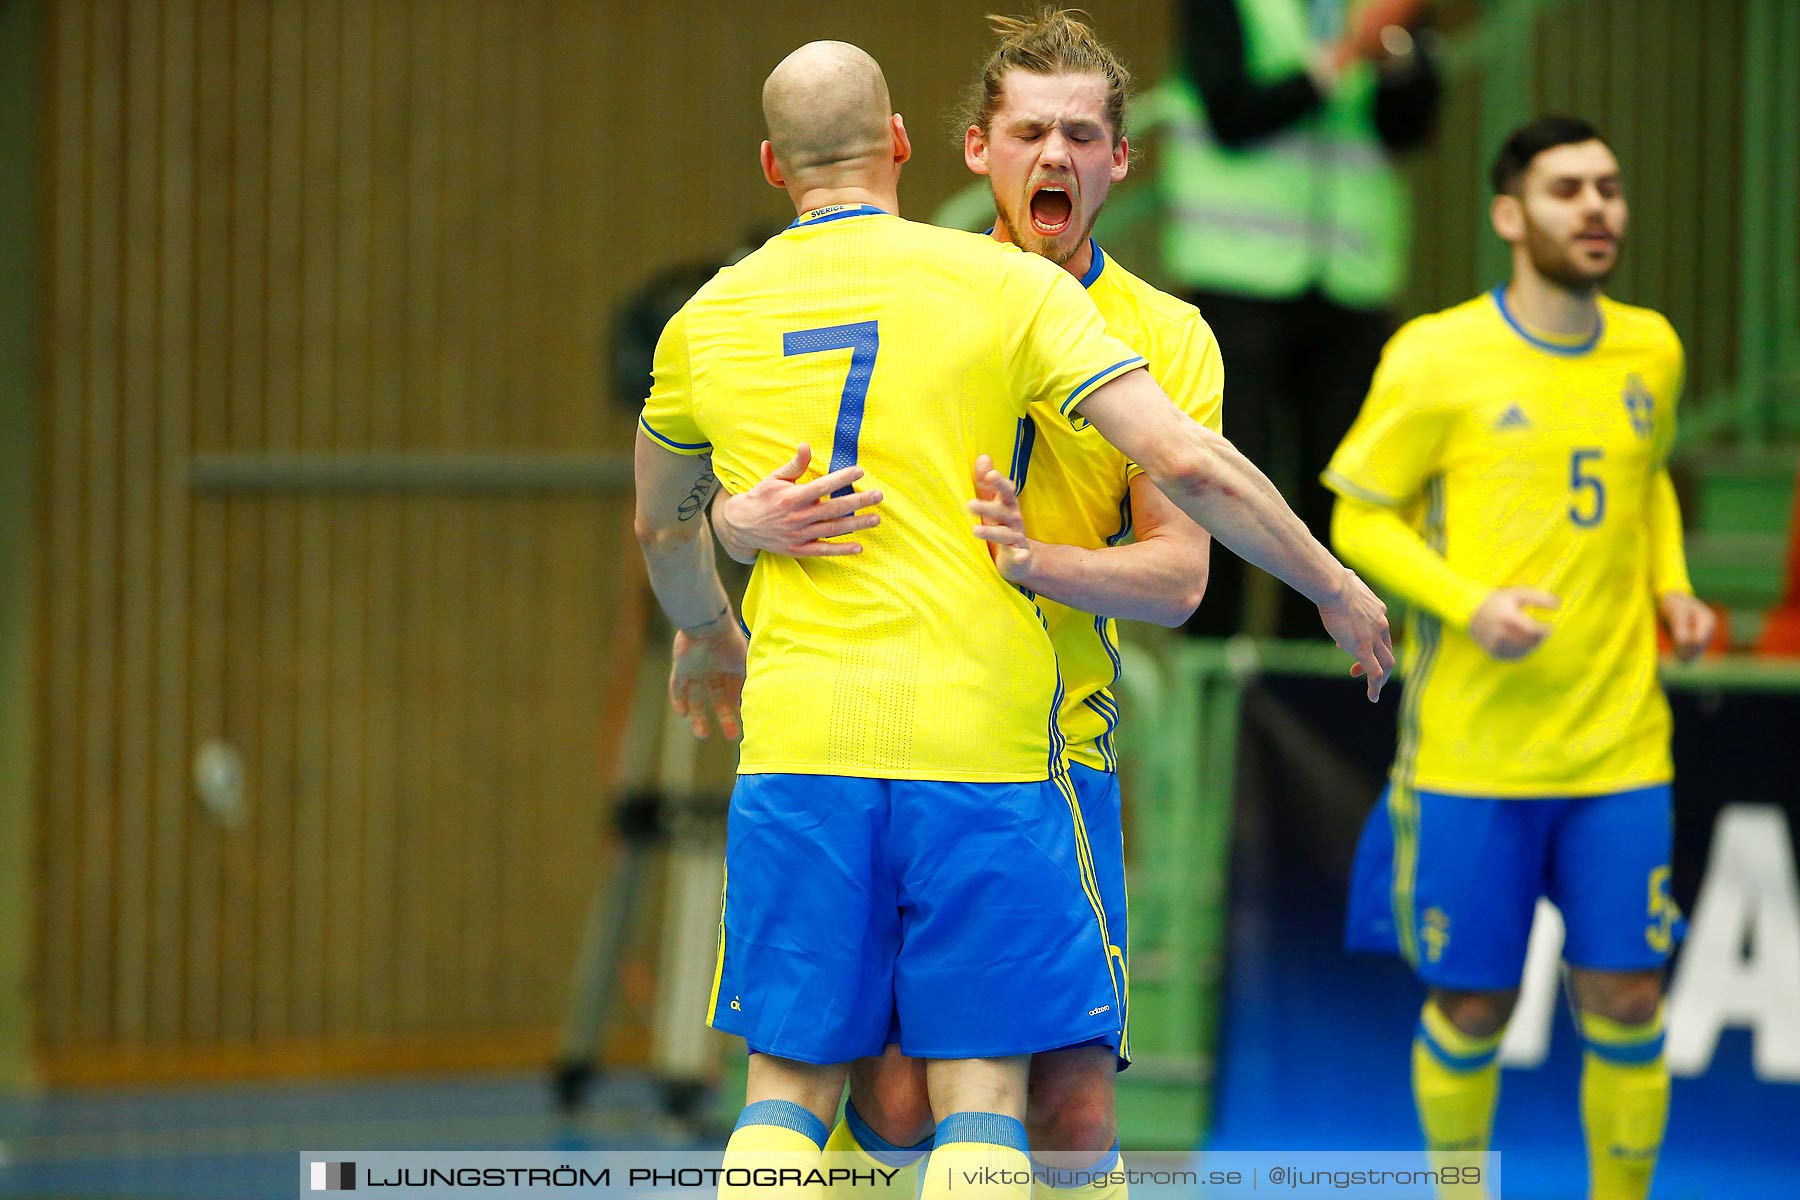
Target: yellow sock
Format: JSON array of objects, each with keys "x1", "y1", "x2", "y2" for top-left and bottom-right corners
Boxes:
[
  {"x1": 1578, "y1": 1007, "x2": 1669, "y2": 1200},
  {"x1": 1412, "y1": 1002, "x2": 1502, "y2": 1199},
  {"x1": 919, "y1": 1112, "x2": 1033, "y2": 1200},
  {"x1": 822, "y1": 1101, "x2": 930, "y2": 1197},
  {"x1": 720, "y1": 1100, "x2": 828, "y2": 1199},
  {"x1": 1032, "y1": 1146, "x2": 1128, "y2": 1198}
]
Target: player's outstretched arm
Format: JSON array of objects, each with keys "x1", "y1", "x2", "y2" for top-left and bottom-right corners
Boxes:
[
  {"x1": 1331, "y1": 496, "x2": 1560, "y2": 660},
  {"x1": 710, "y1": 443, "x2": 884, "y2": 564},
  {"x1": 1329, "y1": 494, "x2": 1487, "y2": 628},
  {"x1": 968, "y1": 456, "x2": 1208, "y2": 626},
  {"x1": 633, "y1": 429, "x2": 747, "y2": 739},
  {"x1": 1074, "y1": 369, "x2": 1393, "y2": 698}
]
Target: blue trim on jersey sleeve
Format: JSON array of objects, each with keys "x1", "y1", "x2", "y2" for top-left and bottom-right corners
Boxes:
[
  {"x1": 1078, "y1": 240, "x2": 1106, "y2": 289},
  {"x1": 1059, "y1": 356, "x2": 1146, "y2": 418},
  {"x1": 1008, "y1": 417, "x2": 1038, "y2": 493},
  {"x1": 638, "y1": 414, "x2": 712, "y2": 453},
  {"x1": 1490, "y1": 285, "x2": 1603, "y2": 356}
]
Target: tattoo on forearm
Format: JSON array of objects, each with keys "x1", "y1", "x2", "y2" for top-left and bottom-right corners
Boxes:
[{"x1": 677, "y1": 471, "x2": 718, "y2": 522}]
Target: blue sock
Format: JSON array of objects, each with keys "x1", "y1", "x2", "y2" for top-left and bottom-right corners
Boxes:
[
  {"x1": 922, "y1": 1113, "x2": 1032, "y2": 1198},
  {"x1": 845, "y1": 1098, "x2": 934, "y2": 1167}
]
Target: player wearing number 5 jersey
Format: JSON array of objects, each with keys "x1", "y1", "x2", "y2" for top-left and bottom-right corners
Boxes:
[
  {"x1": 1330, "y1": 117, "x2": 1716, "y2": 1200},
  {"x1": 634, "y1": 39, "x2": 1390, "y2": 1200}
]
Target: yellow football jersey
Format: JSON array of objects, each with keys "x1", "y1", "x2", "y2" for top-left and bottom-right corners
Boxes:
[
  {"x1": 641, "y1": 205, "x2": 1146, "y2": 781},
  {"x1": 1325, "y1": 288, "x2": 1684, "y2": 797},
  {"x1": 1012, "y1": 243, "x2": 1224, "y2": 771}
]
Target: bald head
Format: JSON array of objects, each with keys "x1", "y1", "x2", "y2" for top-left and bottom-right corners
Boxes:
[{"x1": 763, "y1": 41, "x2": 894, "y2": 178}]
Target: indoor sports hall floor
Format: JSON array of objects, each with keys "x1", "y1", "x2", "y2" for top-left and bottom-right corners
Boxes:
[{"x1": 0, "y1": 1072, "x2": 710, "y2": 1200}]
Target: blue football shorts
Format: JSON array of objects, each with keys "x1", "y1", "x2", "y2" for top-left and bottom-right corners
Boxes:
[
  {"x1": 1345, "y1": 782, "x2": 1683, "y2": 990},
  {"x1": 708, "y1": 771, "x2": 1121, "y2": 1064}
]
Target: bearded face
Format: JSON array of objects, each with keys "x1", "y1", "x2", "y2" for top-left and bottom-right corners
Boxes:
[
  {"x1": 966, "y1": 70, "x2": 1128, "y2": 270},
  {"x1": 1505, "y1": 140, "x2": 1629, "y2": 292}
]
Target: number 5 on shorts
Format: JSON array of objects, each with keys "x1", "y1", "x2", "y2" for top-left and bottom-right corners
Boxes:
[
  {"x1": 784, "y1": 321, "x2": 880, "y2": 498},
  {"x1": 1646, "y1": 865, "x2": 1678, "y2": 954}
]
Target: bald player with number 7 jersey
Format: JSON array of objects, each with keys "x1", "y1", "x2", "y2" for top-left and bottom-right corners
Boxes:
[
  {"x1": 633, "y1": 39, "x2": 1391, "y2": 1200},
  {"x1": 713, "y1": 14, "x2": 1225, "y2": 1197}
]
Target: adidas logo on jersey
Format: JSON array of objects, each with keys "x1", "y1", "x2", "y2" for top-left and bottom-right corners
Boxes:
[{"x1": 1493, "y1": 405, "x2": 1533, "y2": 430}]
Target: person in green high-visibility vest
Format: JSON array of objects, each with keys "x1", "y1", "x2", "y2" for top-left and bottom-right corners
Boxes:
[{"x1": 1151, "y1": 0, "x2": 1441, "y2": 638}]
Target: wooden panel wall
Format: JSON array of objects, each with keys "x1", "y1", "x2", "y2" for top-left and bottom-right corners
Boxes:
[
  {"x1": 0, "y1": 0, "x2": 44, "y2": 1091},
  {"x1": 1529, "y1": 0, "x2": 1746, "y2": 417},
  {"x1": 30, "y1": 0, "x2": 1174, "y2": 1080},
  {"x1": 35, "y1": 0, "x2": 639, "y2": 1079},
  {"x1": 1404, "y1": 0, "x2": 1751, "y2": 410}
]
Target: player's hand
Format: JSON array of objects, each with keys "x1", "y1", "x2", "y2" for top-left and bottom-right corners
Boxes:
[
  {"x1": 967, "y1": 454, "x2": 1034, "y2": 585},
  {"x1": 711, "y1": 443, "x2": 883, "y2": 564},
  {"x1": 1318, "y1": 568, "x2": 1394, "y2": 702},
  {"x1": 669, "y1": 622, "x2": 748, "y2": 740},
  {"x1": 1469, "y1": 587, "x2": 1559, "y2": 659},
  {"x1": 1659, "y1": 591, "x2": 1717, "y2": 662}
]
